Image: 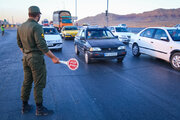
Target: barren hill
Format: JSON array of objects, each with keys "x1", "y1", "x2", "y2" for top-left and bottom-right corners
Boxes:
[{"x1": 77, "y1": 8, "x2": 180, "y2": 27}]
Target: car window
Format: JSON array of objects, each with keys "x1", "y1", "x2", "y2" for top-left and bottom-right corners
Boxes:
[
  {"x1": 43, "y1": 28, "x2": 58, "y2": 35},
  {"x1": 175, "y1": 24, "x2": 180, "y2": 27},
  {"x1": 107, "y1": 27, "x2": 111, "y2": 31},
  {"x1": 86, "y1": 29, "x2": 114, "y2": 39},
  {"x1": 154, "y1": 29, "x2": 168, "y2": 40},
  {"x1": 76, "y1": 29, "x2": 82, "y2": 37},
  {"x1": 64, "y1": 26, "x2": 78, "y2": 30},
  {"x1": 168, "y1": 29, "x2": 180, "y2": 41},
  {"x1": 140, "y1": 29, "x2": 155, "y2": 38},
  {"x1": 81, "y1": 30, "x2": 86, "y2": 38},
  {"x1": 115, "y1": 27, "x2": 128, "y2": 32}
]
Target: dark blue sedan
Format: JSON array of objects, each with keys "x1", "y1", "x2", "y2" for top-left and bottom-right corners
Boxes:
[{"x1": 74, "y1": 26, "x2": 127, "y2": 64}]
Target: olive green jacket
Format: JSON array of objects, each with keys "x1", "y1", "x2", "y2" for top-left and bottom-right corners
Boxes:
[
  {"x1": 1, "y1": 26, "x2": 4, "y2": 31},
  {"x1": 17, "y1": 19, "x2": 49, "y2": 54}
]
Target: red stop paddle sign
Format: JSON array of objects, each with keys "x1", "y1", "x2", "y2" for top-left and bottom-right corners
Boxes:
[
  {"x1": 67, "y1": 58, "x2": 79, "y2": 70},
  {"x1": 59, "y1": 58, "x2": 79, "y2": 70}
]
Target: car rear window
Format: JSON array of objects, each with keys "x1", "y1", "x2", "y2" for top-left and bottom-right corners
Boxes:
[
  {"x1": 140, "y1": 28, "x2": 155, "y2": 38},
  {"x1": 115, "y1": 27, "x2": 128, "y2": 32},
  {"x1": 64, "y1": 27, "x2": 78, "y2": 30},
  {"x1": 43, "y1": 28, "x2": 58, "y2": 35}
]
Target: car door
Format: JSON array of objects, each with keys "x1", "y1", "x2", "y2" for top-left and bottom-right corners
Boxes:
[
  {"x1": 151, "y1": 29, "x2": 171, "y2": 61},
  {"x1": 79, "y1": 29, "x2": 87, "y2": 54},
  {"x1": 74, "y1": 29, "x2": 82, "y2": 45},
  {"x1": 138, "y1": 28, "x2": 156, "y2": 55}
]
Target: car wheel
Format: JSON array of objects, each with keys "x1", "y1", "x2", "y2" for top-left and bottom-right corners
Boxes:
[
  {"x1": 85, "y1": 51, "x2": 91, "y2": 64},
  {"x1": 170, "y1": 52, "x2": 180, "y2": 71},
  {"x1": 117, "y1": 58, "x2": 124, "y2": 63},
  {"x1": 132, "y1": 44, "x2": 141, "y2": 57},
  {"x1": 75, "y1": 45, "x2": 79, "y2": 55}
]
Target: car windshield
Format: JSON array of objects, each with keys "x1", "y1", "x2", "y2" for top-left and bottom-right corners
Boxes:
[
  {"x1": 43, "y1": 21, "x2": 48, "y2": 23},
  {"x1": 62, "y1": 19, "x2": 72, "y2": 23},
  {"x1": 168, "y1": 29, "x2": 180, "y2": 41},
  {"x1": 86, "y1": 29, "x2": 115, "y2": 39},
  {"x1": 43, "y1": 28, "x2": 58, "y2": 35},
  {"x1": 64, "y1": 26, "x2": 78, "y2": 30},
  {"x1": 115, "y1": 27, "x2": 128, "y2": 32}
]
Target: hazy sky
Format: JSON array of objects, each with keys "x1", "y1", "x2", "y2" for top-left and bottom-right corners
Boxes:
[{"x1": 0, "y1": 0, "x2": 180, "y2": 24}]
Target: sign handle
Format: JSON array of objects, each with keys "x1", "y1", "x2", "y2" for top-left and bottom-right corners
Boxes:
[{"x1": 59, "y1": 60, "x2": 68, "y2": 65}]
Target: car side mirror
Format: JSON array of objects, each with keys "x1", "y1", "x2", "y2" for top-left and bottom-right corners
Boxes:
[{"x1": 160, "y1": 37, "x2": 168, "y2": 41}]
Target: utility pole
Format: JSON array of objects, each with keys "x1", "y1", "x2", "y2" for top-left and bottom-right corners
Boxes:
[
  {"x1": 12, "y1": 16, "x2": 14, "y2": 24},
  {"x1": 74, "y1": 0, "x2": 78, "y2": 25},
  {"x1": 106, "y1": 0, "x2": 109, "y2": 27},
  {"x1": 75, "y1": 0, "x2": 77, "y2": 19}
]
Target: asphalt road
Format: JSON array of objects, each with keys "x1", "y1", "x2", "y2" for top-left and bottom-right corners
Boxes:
[{"x1": 0, "y1": 29, "x2": 180, "y2": 120}]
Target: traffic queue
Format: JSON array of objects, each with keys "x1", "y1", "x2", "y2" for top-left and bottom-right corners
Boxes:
[{"x1": 39, "y1": 9, "x2": 180, "y2": 71}]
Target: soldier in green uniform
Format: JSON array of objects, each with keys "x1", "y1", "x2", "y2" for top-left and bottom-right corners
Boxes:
[
  {"x1": 17, "y1": 6, "x2": 60, "y2": 116},
  {"x1": 1, "y1": 24, "x2": 4, "y2": 36}
]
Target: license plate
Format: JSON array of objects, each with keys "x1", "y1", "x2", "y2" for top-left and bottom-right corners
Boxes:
[
  {"x1": 47, "y1": 43, "x2": 53, "y2": 46},
  {"x1": 104, "y1": 52, "x2": 117, "y2": 56}
]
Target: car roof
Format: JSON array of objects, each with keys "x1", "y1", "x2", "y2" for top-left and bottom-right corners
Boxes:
[
  {"x1": 86, "y1": 28, "x2": 107, "y2": 31},
  {"x1": 109, "y1": 26, "x2": 126, "y2": 28},
  {"x1": 63, "y1": 26, "x2": 77, "y2": 28},
  {"x1": 146, "y1": 27, "x2": 180, "y2": 30},
  {"x1": 81, "y1": 26, "x2": 107, "y2": 30},
  {"x1": 42, "y1": 26, "x2": 55, "y2": 29}
]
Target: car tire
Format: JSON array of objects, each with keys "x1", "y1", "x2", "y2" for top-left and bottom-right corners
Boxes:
[
  {"x1": 117, "y1": 58, "x2": 124, "y2": 63},
  {"x1": 132, "y1": 44, "x2": 141, "y2": 57},
  {"x1": 85, "y1": 51, "x2": 91, "y2": 64},
  {"x1": 170, "y1": 52, "x2": 180, "y2": 71},
  {"x1": 75, "y1": 45, "x2": 79, "y2": 55}
]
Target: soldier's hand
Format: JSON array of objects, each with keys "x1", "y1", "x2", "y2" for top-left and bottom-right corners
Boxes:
[{"x1": 52, "y1": 57, "x2": 60, "y2": 64}]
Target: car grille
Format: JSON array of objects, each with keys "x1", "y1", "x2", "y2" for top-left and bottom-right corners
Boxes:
[
  {"x1": 101, "y1": 48, "x2": 118, "y2": 52},
  {"x1": 48, "y1": 43, "x2": 62, "y2": 47}
]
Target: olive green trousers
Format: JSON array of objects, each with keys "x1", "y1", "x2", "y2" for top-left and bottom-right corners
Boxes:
[{"x1": 21, "y1": 53, "x2": 46, "y2": 104}]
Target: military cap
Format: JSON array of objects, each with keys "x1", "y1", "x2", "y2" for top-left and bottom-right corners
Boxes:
[{"x1": 28, "y1": 6, "x2": 41, "y2": 14}]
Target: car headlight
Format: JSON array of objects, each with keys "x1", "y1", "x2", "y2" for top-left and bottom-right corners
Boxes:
[
  {"x1": 118, "y1": 46, "x2": 126, "y2": 50},
  {"x1": 89, "y1": 47, "x2": 102, "y2": 51},
  {"x1": 56, "y1": 40, "x2": 61, "y2": 42}
]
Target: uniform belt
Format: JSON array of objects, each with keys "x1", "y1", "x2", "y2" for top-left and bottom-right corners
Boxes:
[{"x1": 23, "y1": 51, "x2": 43, "y2": 55}]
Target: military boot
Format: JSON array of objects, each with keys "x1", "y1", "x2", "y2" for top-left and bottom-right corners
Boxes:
[
  {"x1": 21, "y1": 101, "x2": 33, "y2": 114},
  {"x1": 36, "y1": 103, "x2": 54, "y2": 116}
]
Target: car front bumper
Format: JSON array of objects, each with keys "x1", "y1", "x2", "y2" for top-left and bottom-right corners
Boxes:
[
  {"x1": 47, "y1": 43, "x2": 63, "y2": 50},
  {"x1": 119, "y1": 38, "x2": 130, "y2": 43},
  {"x1": 65, "y1": 34, "x2": 77, "y2": 38},
  {"x1": 87, "y1": 50, "x2": 127, "y2": 60}
]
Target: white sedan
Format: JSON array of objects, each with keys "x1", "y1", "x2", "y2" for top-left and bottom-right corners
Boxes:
[
  {"x1": 43, "y1": 26, "x2": 63, "y2": 50},
  {"x1": 129, "y1": 27, "x2": 180, "y2": 71},
  {"x1": 108, "y1": 26, "x2": 135, "y2": 43},
  {"x1": 174, "y1": 24, "x2": 180, "y2": 28}
]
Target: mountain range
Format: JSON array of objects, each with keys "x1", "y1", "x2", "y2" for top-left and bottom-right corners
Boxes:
[{"x1": 77, "y1": 8, "x2": 180, "y2": 27}]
